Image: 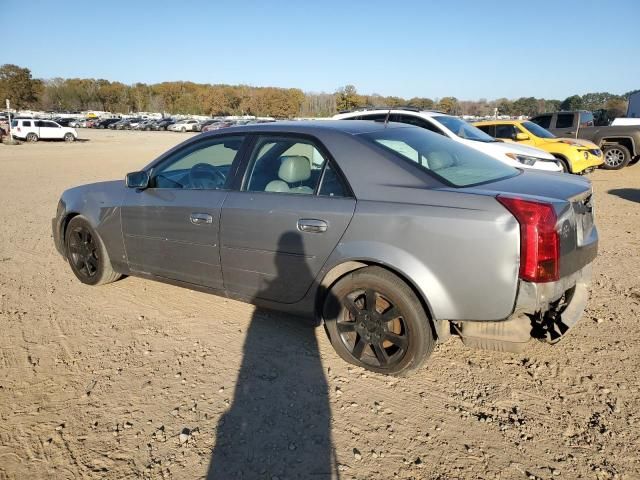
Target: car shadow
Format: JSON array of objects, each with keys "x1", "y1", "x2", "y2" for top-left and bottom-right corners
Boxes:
[
  {"x1": 206, "y1": 231, "x2": 338, "y2": 479},
  {"x1": 608, "y1": 188, "x2": 640, "y2": 204}
]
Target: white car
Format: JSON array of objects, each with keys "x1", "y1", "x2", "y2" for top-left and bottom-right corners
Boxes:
[
  {"x1": 168, "y1": 119, "x2": 200, "y2": 132},
  {"x1": 11, "y1": 118, "x2": 77, "y2": 142},
  {"x1": 334, "y1": 108, "x2": 562, "y2": 172}
]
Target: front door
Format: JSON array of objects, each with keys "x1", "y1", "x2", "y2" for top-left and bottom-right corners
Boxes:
[
  {"x1": 221, "y1": 134, "x2": 356, "y2": 303},
  {"x1": 36, "y1": 120, "x2": 60, "y2": 139},
  {"x1": 121, "y1": 134, "x2": 247, "y2": 289}
]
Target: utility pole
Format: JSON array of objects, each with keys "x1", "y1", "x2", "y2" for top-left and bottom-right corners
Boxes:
[{"x1": 6, "y1": 99, "x2": 13, "y2": 142}]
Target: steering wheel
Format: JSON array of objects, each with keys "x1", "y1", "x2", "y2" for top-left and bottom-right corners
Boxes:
[{"x1": 189, "y1": 163, "x2": 226, "y2": 189}]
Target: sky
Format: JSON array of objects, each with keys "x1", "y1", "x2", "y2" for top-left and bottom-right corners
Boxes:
[{"x1": 3, "y1": 0, "x2": 640, "y2": 100}]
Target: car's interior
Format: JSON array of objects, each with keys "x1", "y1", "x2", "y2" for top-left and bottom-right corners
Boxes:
[{"x1": 246, "y1": 140, "x2": 325, "y2": 194}]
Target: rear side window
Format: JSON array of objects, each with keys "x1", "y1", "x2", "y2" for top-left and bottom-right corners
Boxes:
[
  {"x1": 394, "y1": 114, "x2": 446, "y2": 136},
  {"x1": 494, "y1": 124, "x2": 518, "y2": 140},
  {"x1": 530, "y1": 115, "x2": 551, "y2": 129},
  {"x1": 363, "y1": 127, "x2": 518, "y2": 188},
  {"x1": 475, "y1": 124, "x2": 496, "y2": 136},
  {"x1": 556, "y1": 113, "x2": 575, "y2": 129},
  {"x1": 22, "y1": 120, "x2": 32, "y2": 127}
]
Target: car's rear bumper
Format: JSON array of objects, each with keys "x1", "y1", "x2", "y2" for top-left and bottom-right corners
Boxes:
[{"x1": 513, "y1": 262, "x2": 593, "y2": 342}]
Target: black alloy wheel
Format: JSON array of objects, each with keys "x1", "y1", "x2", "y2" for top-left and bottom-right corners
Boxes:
[
  {"x1": 324, "y1": 266, "x2": 435, "y2": 376},
  {"x1": 67, "y1": 224, "x2": 99, "y2": 279},
  {"x1": 337, "y1": 288, "x2": 409, "y2": 369}
]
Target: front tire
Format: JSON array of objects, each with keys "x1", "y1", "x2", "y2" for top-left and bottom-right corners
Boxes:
[
  {"x1": 64, "y1": 133, "x2": 75, "y2": 142},
  {"x1": 26, "y1": 132, "x2": 38, "y2": 142},
  {"x1": 64, "y1": 216, "x2": 121, "y2": 286},
  {"x1": 323, "y1": 266, "x2": 435, "y2": 376},
  {"x1": 602, "y1": 144, "x2": 631, "y2": 170}
]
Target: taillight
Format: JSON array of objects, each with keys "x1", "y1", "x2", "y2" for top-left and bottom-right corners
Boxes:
[{"x1": 497, "y1": 195, "x2": 559, "y2": 283}]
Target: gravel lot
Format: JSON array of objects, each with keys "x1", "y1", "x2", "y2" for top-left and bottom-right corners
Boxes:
[{"x1": 1, "y1": 129, "x2": 639, "y2": 480}]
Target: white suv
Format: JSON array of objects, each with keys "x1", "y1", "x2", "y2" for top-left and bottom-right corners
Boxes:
[
  {"x1": 334, "y1": 109, "x2": 562, "y2": 172},
  {"x1": 11, "y1": 118, "x2": 77, "y2": 142},
  {"x1": 168, "y1": 119, "x2": 200, "y2": 132}
]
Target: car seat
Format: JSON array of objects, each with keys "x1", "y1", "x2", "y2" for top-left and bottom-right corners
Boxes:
[{"x1": 265, "y1": 156, "x2": 313, "y2": 194}]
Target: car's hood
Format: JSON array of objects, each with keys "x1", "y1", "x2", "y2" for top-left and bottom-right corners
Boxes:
[
  {"x1": 457, "y1": 169, "x2": 591, "y2": 204},
  {"x1": 488, "y1": 140, "x2": 555, "y2": 159},
  {"x1": 541, "y1": 137, "x2": 599, "y2": 149}
]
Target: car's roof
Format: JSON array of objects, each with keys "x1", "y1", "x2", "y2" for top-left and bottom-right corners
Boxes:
[
  {"x1": 335, "y1": 109, "x2": 448, "y2": 119},
  {"x1": 473, "y1": 120, "x2": 524, "y2": 125},
  {"x1": 203, "y1": 119, "x2": 412, "y2": 136}
]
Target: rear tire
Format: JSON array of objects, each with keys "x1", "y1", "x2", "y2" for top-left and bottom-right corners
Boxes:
[
  {"x1": 26, "y1": 132, "x2": 38, "y2": 142},
  {"x1": 181, "y1": 127, "x2": 186, "y2": 133},
  {"x1": 602, "y1": 144, "x2": 631, "y2": 170},
  {"x1": 323, "y1": 266, "x2": 435, "y2": 376},
  {"x1": 64, "y1": 216, "x2": 121, "y2": 286}
]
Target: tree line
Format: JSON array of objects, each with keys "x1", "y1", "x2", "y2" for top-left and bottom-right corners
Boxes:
[{"x1": 0, "y1": 64, "x2": 636, "y2": 118}]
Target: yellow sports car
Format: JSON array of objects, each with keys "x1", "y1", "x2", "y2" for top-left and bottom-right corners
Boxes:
[{"x1": 473, "y1": 120, "x2": 603, "y2": 174}]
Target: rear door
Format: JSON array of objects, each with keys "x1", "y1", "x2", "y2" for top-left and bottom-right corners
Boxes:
[
  {"x1": 220, "y1": 134, "x2": 356, "y2": 303},
  {"x1": 121, "y1": 134, "x2": 248, "y2": 289}
]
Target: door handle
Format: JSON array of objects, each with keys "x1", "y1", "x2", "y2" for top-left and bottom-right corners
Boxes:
[
  {"x1": 190, "y1": 213, "x2": 213, "y2": 225},
  {"x1": 297, "y1": 218, "x2": 328, "y2": 233}
]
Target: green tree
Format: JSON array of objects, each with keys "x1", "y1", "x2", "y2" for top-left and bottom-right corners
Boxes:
[
  {"x1": 436, "y1": 96, "x2": 459, "y2": 114},
  {"x1": 560, "y1": 95, "x2": 583, "y2": 111},
  {"x1": 407, "y1": 97, "x2": 434, "y2": 110},
  {"x1": 335, "y1": 85, "x2": 363, "y2": 111},
  {"x1": 0, "y1": 64, "x2": 41, "y2": 109}
]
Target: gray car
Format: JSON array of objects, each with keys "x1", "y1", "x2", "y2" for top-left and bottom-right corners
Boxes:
[{"x1": 52, "y1": 121, "x2": 597, "y2": 375}]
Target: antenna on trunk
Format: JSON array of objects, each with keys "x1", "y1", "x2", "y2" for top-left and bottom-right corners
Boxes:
[{"x1": 384, "y1": 109, "x2": 391, "y2": 127}]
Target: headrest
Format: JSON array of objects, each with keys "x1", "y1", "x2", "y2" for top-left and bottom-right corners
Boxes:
[
  {"x1": 428, "y1": 151, "x2": 455, "y2": 170},
  {"x1": 278, "y1": 156, "x2": 311, "y2": 183},
  {"x1": 265, "y1": 180, "x2": 290, "y2": 192}
]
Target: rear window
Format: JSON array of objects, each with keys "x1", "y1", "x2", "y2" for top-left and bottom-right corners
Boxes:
[
  {"x1": 530, "y1": 115, "x2": 552, "y2": 129},
  {"x1": 362, "y1": 127, "x2": 518, "y2": 188},
  {"x1": 556, "y1": 113, "x2": 575, "y2": 129}
]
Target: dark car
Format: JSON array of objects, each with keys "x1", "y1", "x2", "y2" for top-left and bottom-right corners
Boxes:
[
  {"x1": 151, "y1": 118, "x2": 176, "y2": 131},
  {"x1": 95, "y1": 118, "x2": 120, "y2": 129},
  {"x1": 52, "y1": 121, "x2": 597, "y2": 376}
]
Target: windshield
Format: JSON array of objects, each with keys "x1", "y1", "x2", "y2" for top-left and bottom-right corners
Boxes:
[
  {"x1": 362, "y1": 127, "x2": 518, "y2": 188},
  {"x1": 433, "y1": 115, "x2": 496, "y2": 142},
  {"x1": 522, "y1": 121, "x2": 556, "y2": 139}
]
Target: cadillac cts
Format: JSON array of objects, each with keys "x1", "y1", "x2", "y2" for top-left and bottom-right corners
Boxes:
[{"x1": 52, "y1": 121, "x2": 597, "y2": 375}]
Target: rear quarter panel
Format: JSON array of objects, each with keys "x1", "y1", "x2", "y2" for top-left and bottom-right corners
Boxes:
[{"x1": 329, "y1": 189, "x2": 520, "y2": 321}]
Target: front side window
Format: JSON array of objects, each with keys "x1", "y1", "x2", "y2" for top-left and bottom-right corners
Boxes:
[
  {"x1": 432, "y1": 115, "x2": 496, "y2": 143},
  {"x1": 556, "y1": 113, "x2": 575, "y2": 129},
  {"x1": 245, "y1": 136, "x2": 345, "y2": 196},
  {"x1": 363, "y1": 127, "x2": 517, "y2": 188},
  {"x1": 152, "y1": 135, "x2": 245, "y2": 189},
  {"x1": 579, "y1": 111, "x2": 594, "y2": 127},
  {"x1": 530, "y1": 114, "x2": 552, "y2": 129}
]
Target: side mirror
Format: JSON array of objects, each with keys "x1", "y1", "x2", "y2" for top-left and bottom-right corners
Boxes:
[
  {"x1": 515, "y1": 132, "x2": 530, "y2": 141},
  {"x1": 125, "y1": 171, "x2": 149, "y2": 189}
]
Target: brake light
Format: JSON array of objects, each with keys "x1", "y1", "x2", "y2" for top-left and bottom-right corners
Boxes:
[{"x1": 497, "y1": 195, "x2": 559, "y2": 283}]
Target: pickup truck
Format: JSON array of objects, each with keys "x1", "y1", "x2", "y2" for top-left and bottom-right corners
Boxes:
[{"x1": 529, "y1": 110, "x2": 640, "y2": 170}]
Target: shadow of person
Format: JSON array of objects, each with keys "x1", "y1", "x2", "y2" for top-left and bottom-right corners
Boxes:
[
  {"x1": 608, "y1": 188, "x2": 640, "y2": 204},
  {"x1": 207, "y1": 231, "x2": 337, "y2": 479}
]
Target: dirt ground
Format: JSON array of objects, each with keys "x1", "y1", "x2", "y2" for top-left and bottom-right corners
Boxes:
[{"x1": 0, "y1": 129, "x2": 639, "y2": 480}]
